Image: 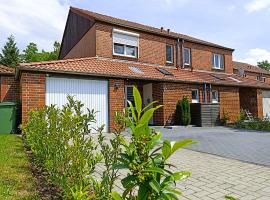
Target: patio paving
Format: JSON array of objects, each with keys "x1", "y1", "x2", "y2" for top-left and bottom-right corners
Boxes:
[{"x1": 157, "y1": 126, "x2": 270, "y2": 166}]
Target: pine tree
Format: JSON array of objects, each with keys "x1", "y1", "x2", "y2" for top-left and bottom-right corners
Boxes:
[{"x1": 0, "y1": 35, "x2": 20, "y2": 67}]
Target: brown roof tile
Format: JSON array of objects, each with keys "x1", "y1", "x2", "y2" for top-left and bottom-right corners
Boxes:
[
  {"x1": 17, "y1": 57, "x2": 270, "y2": 89},
  {"x1": 0, "y1": 64, "x2": 14, "y2": 75},
  {"x1": 70, "y1": 7, "x2": 234, "y2": 51},
  {"x1": 233, "y1": 61, "x2": 270, "y2": 75}
]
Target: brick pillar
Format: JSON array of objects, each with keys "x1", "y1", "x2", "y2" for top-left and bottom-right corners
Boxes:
[
  {"x1": 20, "y1": 72, "x2": 46, "y2": 123},
  {"x1": 152, "y1": 83, "x2": 164, "y2": 125},
  {"x1": 108, "y1": 79, "x2": 125, "y2": 132}
]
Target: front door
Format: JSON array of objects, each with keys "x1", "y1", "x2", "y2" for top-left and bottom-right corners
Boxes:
[{"x1": 143, "y1": 83, "x2": 153, "y2": 125}]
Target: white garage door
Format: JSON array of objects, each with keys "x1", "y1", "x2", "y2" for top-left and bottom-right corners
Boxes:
[
  {"x1": 262, "y1": 90, "x2": 270, "y2": 118},
  {"x1": 46, "y1": 77, "x2": 108, "y2": 132}
]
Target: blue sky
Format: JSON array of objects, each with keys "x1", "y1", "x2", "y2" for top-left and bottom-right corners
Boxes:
[{"x1": 1, "y1": 0, "x2": 270, "y2": 65}]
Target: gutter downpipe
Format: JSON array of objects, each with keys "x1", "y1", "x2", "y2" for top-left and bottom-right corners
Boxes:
[
  {"x1": 209, "y1": 83, "x2": 212, "y2": 103},
  {"x1": 203, "y1": 83, "x2": 207, "y2": 103},
  {"x1": 176, "y1": 38, "x2": 180, "y2": 68},
  {"x1": 181, "y1": 39, "x2": 185, "y2": 68}
]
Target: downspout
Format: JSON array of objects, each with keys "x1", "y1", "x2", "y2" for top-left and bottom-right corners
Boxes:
[
  {"x1": 203, "y1": 83, "x2": 207, "y2": 103},
  {"x1": 176, "y1": 38, "x2": 180, "y2": 69},
  {"x1": 209, "y1": 84, "x2": 212, "y2": 103},
  {"x1": 181, "y1": 39, "x2": 185, "y2": 68}
]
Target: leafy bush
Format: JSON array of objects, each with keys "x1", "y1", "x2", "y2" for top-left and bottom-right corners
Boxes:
[
  {"x1": 221, "y1": 109, "x2": 230, "y2": 125},
  {"x1": 21, "y1": 96, "x2": 103, "y2": 198},
  {"x1": 232, "y1": 117, "x2": 270, "y2": 131},
  {"x1": 111, "y1": 87, "x2": 195, "y2": 199},
  {"x1": 21, "y1": 87, "x2": 235, "y2": 200},
  {"x1": 176, "y1": 96, "x2": 191, "y2": 126}
]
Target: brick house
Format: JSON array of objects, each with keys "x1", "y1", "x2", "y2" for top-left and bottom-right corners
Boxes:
[
  {"x1": 233, "y1": 61, "x2": 270, "y2": 84},
  {"x1": 13, "y1": 7, "x2": 270, "y2": 132}
]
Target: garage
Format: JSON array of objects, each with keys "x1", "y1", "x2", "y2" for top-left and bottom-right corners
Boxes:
[
  {"x1": 262, "y1": 90, "x2": 270, "y2": 118},
  {"x1": 45, "y1": 77, "x2": 109, "y2": 132}
]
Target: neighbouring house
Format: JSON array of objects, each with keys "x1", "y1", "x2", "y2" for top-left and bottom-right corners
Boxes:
[
  {"x1": 233, "y1": 61, "x2": 270, "y2": 84},
  {"x1": 13, "y1": 7, "x2": 270, "y2": 132}
]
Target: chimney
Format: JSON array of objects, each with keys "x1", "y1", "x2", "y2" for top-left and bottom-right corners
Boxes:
[
  {"x1": 161, "y1": 27, "x2": 164, "y2": 32},
  {"x1": 167, "y1": 28, "x2": 170, "y2": 34}
]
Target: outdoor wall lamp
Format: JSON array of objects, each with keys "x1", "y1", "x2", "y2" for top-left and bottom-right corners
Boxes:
[{"x1": 113, "y1": 83, "x2": 121, "y2": 90}]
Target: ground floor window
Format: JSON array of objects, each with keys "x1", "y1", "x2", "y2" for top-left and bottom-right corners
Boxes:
[
  {"x1": 212, "y1": 90, "x2": 219, "y2": 103},
  {"x1": 191, "y1": 89, "x2": 199, "y2": 103}
]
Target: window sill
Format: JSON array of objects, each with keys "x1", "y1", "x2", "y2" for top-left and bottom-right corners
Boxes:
[
  {"x1": 212, "y1": 67, "x2": 224, "y2": 70},
  {"x1": 113, "y1": 53, "x2": 138, "y2": 59}
]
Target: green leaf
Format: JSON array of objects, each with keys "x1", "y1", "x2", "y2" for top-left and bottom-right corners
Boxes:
[
  {"x1": 111, "y1": 192, "x2": 123, "y2": 200},
  {"x1": 141, "y1": 100, "x2": 158, "y2": 113},
  {"x1": 127, "y1": 100, "x2": 137, "y2": 122},
  {"x1": 121, "y1": 175, "x2": 137, "y2": 188},
  {"x1": 138, "y1": 183, "x2": 148, "y2": 200},
  {"x1": 225, "y1": 196, "x2": 238, "y2": 200},
  {"x1": 144, "y1": 167, "x2": 165, "y2": 174},
  {"x1": 139, "y1": 105, "x2": 162, "y2": 125},
  {"x1": 133, "y1": 86, "x2": 142, "y2": 114},
  {"x1": 149, "y1": 179, "x2": 160, "y2": 193}
]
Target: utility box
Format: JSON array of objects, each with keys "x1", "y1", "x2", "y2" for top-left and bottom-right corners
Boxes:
[{"x1": 0, "y1": 102, "x2": 17, "y2": 133}]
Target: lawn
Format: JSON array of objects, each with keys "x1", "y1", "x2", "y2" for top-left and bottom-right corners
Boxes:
[{"x1": 0, "y1": 134, "x2": 39, "y2": 200}]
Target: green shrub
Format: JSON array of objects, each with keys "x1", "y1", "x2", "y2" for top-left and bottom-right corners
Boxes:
[
  {"x1": 21, "y1": 96, "x2": 103, "y2": 198},
  {"x1": 232, "y1": 117, "x2": 270, "y2": 131},
  {"x1": 176, "y1": 96, "x2": 191, "y2": 126},
  {"x1": 238, "y1": 109, "x2": 247, "y2": 121},
  {"x1": 111, "y1": 86, "x2": 195, "y2": 199},
  {"x1": 221, "y1": 109, "x2": 230, "y2": 125}
]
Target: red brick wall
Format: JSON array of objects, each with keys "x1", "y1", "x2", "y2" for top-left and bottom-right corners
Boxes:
[
  {"x1": 0, "y1": 75, "x2": 20, "y2": 102},
  {"x1": 95, "y1": 22, "x2": 233, "y2": 73},
  {"x1": 20, "y1": 72, "x2": 46, "y2": 123},
  {"x1": 95, "y1": 22, "x2": 177, "y2": 67},
  {"x1": 257, "y1": 89, "x2": 263, "y2": 118},
  {"x1": 184, "y1": 41, "x2": 233, "y2": 73},
  {"x1": 109, "y1": 79, "x2": 125, "y2": 132}
]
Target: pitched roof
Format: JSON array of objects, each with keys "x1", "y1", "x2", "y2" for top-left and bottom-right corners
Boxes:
[
  {"x1": 70, "y1": 7, "x2": 234, "y2": 51},
  {"x1": 233, "y1": 61, "x2": 270, "y2": 75},
  {"x1": 0, "y1": 64, "x2": 14, "y2": 75},
  {"x1": 17, "y1": 57, "x2": 270, "y2": 89}
]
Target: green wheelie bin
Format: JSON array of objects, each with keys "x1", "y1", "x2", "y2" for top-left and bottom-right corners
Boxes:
[{"x1": 0, "y1": 102, "x2": 17, "y2": 134}]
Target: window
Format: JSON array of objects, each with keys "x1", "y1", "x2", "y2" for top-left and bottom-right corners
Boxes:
[
  {"x1": 191, "y1": 89, "x2": 199, "y2": 103},
  {"x1": 212, "y1": 90, "x2": 219, "y2": 103},
  {"x1": 113, "y1": 29, "x2": 139, "y2": 58},
  {"x1": 212, "y1": 53, "x2": 224, "y2": 69},
  {"x1": 257, "y1": 74, "x2": 266, "y2": 82},
  {"x1": 166, "y1": 45, "x2": 173, "y2": 63},
  {"x1": 184, "y1": 48, "x2": 191, "y2": 65}
]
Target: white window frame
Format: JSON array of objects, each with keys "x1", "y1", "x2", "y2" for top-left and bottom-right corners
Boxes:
[
  {"x1": 212, "y1": 90, "x2": 219, "y2": 103},
  {"x1": 112, "y1": 29, "x2": 139, "y2": 58},
  {"x1": 113, "y1": 43, "x2": 138, "y2": 58},
  {"x1": 166, "y1": 44, "x2": 174, "y2": 63},
  {"x1": 212, "y1": 53, "x2": 224, "y2": 70},
  {"x1": 184, "y1": 47, "x2": 191, "y2": 66},
  {"x1": 191, "y1": 89, "x2": 199, "y2": 103}
]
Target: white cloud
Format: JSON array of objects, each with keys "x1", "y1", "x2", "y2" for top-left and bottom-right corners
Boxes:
[
  {"x1": 238, "y1": 48, "x2": 270, "y2": 65},
  {"x1": 245, "y1": 0, "x2": 270, "y2": 12},
  {"x1": 0, "y1": 0, "x2": 69, "y2": 51}
]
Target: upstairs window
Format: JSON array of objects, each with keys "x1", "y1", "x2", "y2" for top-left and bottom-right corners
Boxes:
[
  {"x1": 257, "y1": 74, "x2": 266, "y2": 82},
  {"x1": 212, "y1": 90, "x2": 219, "y2": 103},
  {"x1": 191, "y1": 89, "x2": 199, "y2": 103},
  {"x1": 113, "y1": 29, "x2": 139, "y2": 58},
  {"x1": 166, "y1": 44, "x2": 173, "y2": 63},
  {"x1": 212, "y1": 53, "x2": 224, "y2": 69},
  {"x1": 184, "y1": 48, "x2": 191, "y2": 65}
]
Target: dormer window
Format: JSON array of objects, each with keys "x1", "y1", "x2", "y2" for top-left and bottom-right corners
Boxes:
[
  {"x1": 257, "y1": 74, "x2": 266, "y2": 82},
  {"x1": 212, "y1": 53, "x2": 224, "y2": 70},
  {"x1": 113, "y1": 29, "x2": 139, "y2": 58}
]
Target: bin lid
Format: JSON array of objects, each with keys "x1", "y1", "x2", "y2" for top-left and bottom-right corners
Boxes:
[{"x1": 0, "y1": 102, "x2": 17, "y2": 106}]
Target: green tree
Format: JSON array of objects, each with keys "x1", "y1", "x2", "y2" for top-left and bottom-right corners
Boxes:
[
  {"x1": 21, "y1": 41, "x2": 61, "y2": 63},
  {"x1": 0, "y1": 35, "x2": 20, "y2": 67},
  {"x1": 257, "y1": 60, "x2": 270, "y2": 71},
  {"x1": 176, "y1": 96, "x2": 191, "y2": 126},
  {"x1": 22, "y1": 42, "x2": 39, "y2": 62}
]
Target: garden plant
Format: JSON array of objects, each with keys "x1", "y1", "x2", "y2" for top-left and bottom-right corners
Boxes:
[{"x1": 22, "y1": 86, "x2": 235, "y2": 199}]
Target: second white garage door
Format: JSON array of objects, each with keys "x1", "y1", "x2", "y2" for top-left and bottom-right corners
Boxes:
[
  {"x1": 46, "y1": 77, "x2": 109, "y2": 132},
  {"x1": 262, "y1": 90, "x2": 270, "y2": 118}
]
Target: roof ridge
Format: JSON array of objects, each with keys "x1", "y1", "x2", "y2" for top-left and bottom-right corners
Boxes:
[
  {"x1": 18, "y1": 56, "x2": 98, "y2": 67},
  {"x1": 70, "y1": 6, "x2": 233, "y2": 51}
]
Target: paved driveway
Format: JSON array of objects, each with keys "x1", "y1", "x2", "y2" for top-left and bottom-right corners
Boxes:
[{"x1": 156, "y1": 126, "x2": 270, "y2": 166}]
